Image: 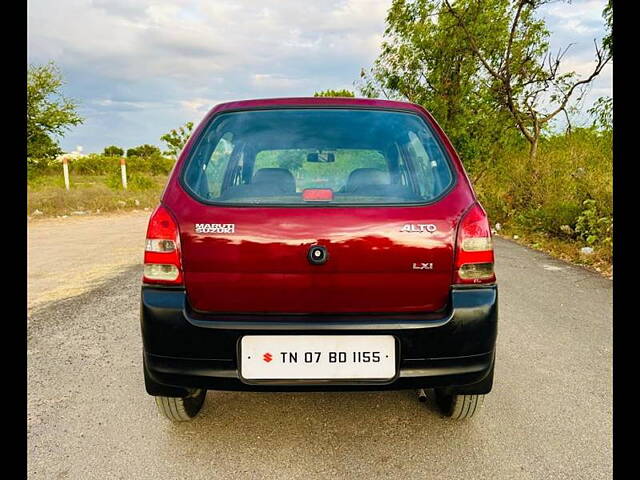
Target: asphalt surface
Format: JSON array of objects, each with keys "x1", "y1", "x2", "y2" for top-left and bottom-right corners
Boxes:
[{"x1": 27, "y1": 212, "x2": 612, "y2": 479}]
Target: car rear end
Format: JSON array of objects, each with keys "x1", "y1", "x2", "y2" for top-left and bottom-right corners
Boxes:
[{"x1": 140, "y1": 97, "x2": 497, "y2": 420}]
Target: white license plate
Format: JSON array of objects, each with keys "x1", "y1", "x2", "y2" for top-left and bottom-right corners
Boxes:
[{"x1": 240, "y1": 335, "x2": 396, "y2": 381}]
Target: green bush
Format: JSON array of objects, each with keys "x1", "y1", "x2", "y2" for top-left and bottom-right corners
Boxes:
[
  {"x1": 474, "y1": 127, "x2": 612, "y2": 254},
  {"x1": 105, "y1": 172, "x2": 122, "y2": 190},
  {"x1": 27, "y1": 153, "x2": 176, "y2": 179},
  {"x1": 575, "y1": 199, "x2": 613, "y2": 248},
  {"x1": 106, "y1": 170, "x2": 159, "y2": 191},
  {"x1": 68, "y1": 154, "x2": 117, "y2": 175},
  {"x1": 125, "y1": 155, "x2": 175, "y2": 175},
  {"x1": 128, "y1": 173, "x2": 157, "y2": 191},
  {"x1": 513, "y1": 202, "x2": 583, "y2": 236},
  {"x1": 27, "y1": 157, "x2": 60, "y2": 179}
]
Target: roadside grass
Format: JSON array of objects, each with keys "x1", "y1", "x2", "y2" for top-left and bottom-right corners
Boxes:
[
  {"x1": 473, "y1": 127, "x2": 612, "y2": 276},
  {"x1": 27, "y1": 154, "x2": 174, "y2": 217},
  {"x1": 28, "y1": 174, "x2": 166, "y2": 217}
]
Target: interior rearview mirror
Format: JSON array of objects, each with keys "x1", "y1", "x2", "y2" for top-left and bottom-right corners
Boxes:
[{"x1": 307, "y1": 152, "x2": 335, "y2": 163}]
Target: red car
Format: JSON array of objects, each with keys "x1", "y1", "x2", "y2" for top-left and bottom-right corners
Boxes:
[{"x1": 141, "y1": 97, "x2": 497, "y2": 421}]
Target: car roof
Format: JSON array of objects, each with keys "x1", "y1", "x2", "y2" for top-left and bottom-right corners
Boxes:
[{"x1": 209, "y1": 97, "x2": 424, "y2": 114}]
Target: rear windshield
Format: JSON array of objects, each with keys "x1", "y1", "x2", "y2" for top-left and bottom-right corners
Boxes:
[{"x1": 181, "y1": 108, "x2": 455, "y2": 205}]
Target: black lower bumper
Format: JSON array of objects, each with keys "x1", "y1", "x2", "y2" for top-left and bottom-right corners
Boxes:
[{"x1": 141, "y1": 285, "x2": 497, "y2": 395}]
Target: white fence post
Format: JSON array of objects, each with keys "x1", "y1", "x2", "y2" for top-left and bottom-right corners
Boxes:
[
  {"x1": 62, "y1": 157, "x2": 70, "y2": 191},
  {"x1": 120, "y1": 157, "x2": 128, "y2": 190}
]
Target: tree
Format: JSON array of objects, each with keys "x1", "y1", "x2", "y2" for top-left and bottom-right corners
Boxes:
[
  {"x1": 356, "y1": 0, "x2": 521, "y2": 179},
  {"x1": 160, "y1": 121, "x2": 194, "y2": 158},
  {"x1": 442, "y1": 0, "x2": 611, "y2": 160},
  {"x1": 103, "y1": 145, "x2": 124, "y2": 157},
  {"x1": 126, "y1": 144, "x2": 161, "y2": 158},
  {"x1": 590, "y1": 0, "x2": 612, "y2": 133},
  {"x1": 27, "y1": 62, "x2": 83, "y2": 159},
  {"x1": 313, "y1": 89, "x2": 355, "y2": 97},
  {"x1": 588, "y1": 96, "x2": 612, "y2": 133},
  {"x1": 602, "y1": 0, "x2": 612, "y2": 59}
]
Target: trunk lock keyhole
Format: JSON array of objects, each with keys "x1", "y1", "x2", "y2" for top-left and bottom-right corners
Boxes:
[{"x1": 308, "y1": 245, "x2": 328, "y2": 265}]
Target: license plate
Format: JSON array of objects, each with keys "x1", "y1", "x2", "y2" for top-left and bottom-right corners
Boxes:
[{"x1": 240, "y1": 335, "x2": 396, "y2": 381}]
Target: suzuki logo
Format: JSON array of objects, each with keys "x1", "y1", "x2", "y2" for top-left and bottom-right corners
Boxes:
[
  {"x1": 263, "y1": 352, "x2": 273, "y2": 363},
  {"x1": 195, "y1": 223, "x2": 235, "y2": 234}
]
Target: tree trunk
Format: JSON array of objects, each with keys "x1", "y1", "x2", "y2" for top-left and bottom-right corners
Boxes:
[
  {"x1": 528, "y1": 124, "x2": 540, "y2": 186},
  {"x1": 528, "y1": 121, "x2": 540, "y2": 161},
  {"x1": 529, "y1": 137, "x2": 538, "y2": 160}
]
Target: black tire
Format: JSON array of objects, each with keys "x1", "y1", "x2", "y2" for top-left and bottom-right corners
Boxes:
[
  {"x1": 154, "y1": 389, "x2": 206, "y2": 422},
  {"x1": 434, "y1": 391, "x2": 485, "y2": 420}
]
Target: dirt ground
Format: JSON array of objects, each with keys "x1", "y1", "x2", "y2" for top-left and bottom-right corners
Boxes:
[{"x1": 27, "y1": 210, "x2": 151, "y2": 312}]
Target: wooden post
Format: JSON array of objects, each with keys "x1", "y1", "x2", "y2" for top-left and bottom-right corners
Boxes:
[
  {"x1": 120, "y1": 157, "x2": 128, "y2": 190},
  {"x1": 62, "y1": 157, "x2": 70, "y2": 191}
]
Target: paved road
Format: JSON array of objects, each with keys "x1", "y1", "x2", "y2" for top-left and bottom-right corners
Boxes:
[{"x1": 27, "y1": 212, "x2": 612, "y2": 479}]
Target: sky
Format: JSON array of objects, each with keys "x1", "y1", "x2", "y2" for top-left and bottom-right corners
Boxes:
[{"x1": 27, "y1": 0, "x2": 612, "y2": 154}]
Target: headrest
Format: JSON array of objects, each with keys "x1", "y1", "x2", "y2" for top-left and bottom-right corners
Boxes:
[
  {"x1": 345, "y1": 168, "x2": 390, "y2": 190},
  {"x1": 252, "y1": 168, "x2": 296, "y2": 193}
]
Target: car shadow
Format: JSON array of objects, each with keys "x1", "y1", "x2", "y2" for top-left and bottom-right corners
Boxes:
[{"x1": 153, "y1": 388, "x2": 480, "y2": 475}]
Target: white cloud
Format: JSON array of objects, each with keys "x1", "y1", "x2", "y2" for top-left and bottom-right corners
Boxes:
[
  {"x1": 251, "y1": 74, "x2": 302, "y2": 89},
  {"x1": 180, "y1": 97, "x2": 225, "y2": 117},
  {"x1": 564, "y1": 18, "x2": 599, "y2": 34},
  {"x1": 542, "y1": 0, "x2": 607, "y2": 37},
  {"x1": 27, "y1": 0, "x2": 611, "y2": 152},
  {"x1": 544, "y1": 0, "x2": 605, "y2": 21}
]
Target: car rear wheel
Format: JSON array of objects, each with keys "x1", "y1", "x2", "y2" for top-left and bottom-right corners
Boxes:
[
  {"x1": 434, "y1": 391, "x2": 485, "y2": 420},
  {"x1": 154, "y1": 389, "x2": 206, "y2": 422}
]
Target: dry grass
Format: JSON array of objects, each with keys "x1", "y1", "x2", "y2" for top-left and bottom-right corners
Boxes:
[
  {"x1": 27, "y1": 175, "x2": 166, "y2": 217},
  {"x1": 473, "y1": 128, "x2": 612, "y2": 276}
]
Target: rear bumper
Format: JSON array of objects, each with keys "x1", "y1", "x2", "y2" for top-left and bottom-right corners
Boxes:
[{"x1": 141, "y1": 285, "x2": 497, "y2": 394}]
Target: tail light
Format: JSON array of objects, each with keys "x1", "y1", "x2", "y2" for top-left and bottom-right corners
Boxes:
[
  {"x1": 454, "y1": 203, "x2": 496, "y2": 284},
  {"x1": 143, "y1": 205, "x2": 183, "y2": 285}
]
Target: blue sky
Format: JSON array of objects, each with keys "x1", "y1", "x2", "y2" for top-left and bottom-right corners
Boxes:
[{"x1": 27, "y1": 0, "x2": 612, "y2": 154}]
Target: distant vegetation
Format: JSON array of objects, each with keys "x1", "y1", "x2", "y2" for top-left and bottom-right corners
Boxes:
[
  {"x1": 125, "y1": 144, "x2": 161, "y2": 158},
  {"x1": 103, "y1": 145, "x2": 124, "y2": 157},
  {"x1": 27, "y1": 95, "x2": 196, "y2": 217},
  {"x1": 313, "y1": 89, "x2": 355, "y2": 98},
  {"x1": 27, "y1": 153, "x2": 174, "y2": 217}
]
